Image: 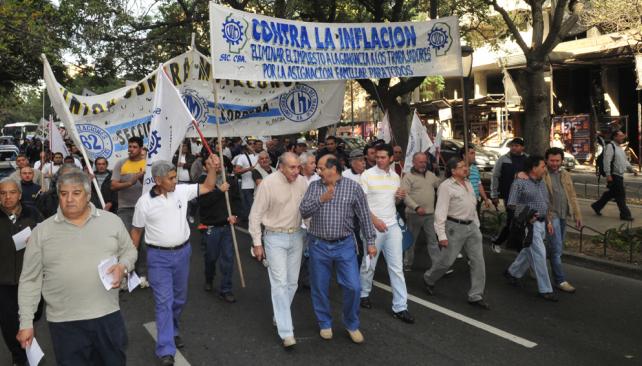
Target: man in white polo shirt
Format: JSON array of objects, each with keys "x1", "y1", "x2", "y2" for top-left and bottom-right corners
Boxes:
[
  {"x1": 131, "y1": 156, "x2": 218, "y2": 366},
  {"x1": 359, "y1": 144, "x2": 415, "y2": 324}
]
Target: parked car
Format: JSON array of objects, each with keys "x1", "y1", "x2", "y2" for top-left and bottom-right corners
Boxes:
[
  {"x1": 439, "y1": 139, "x2": 500, "y2": 171},
  {"x1": 0, "y1": 135, "x2": 17, "y2": 146},
  {"x1": 482, "y1": 136, "x2": 575, "y2": 171},
  {"x1": 0, "y1": 144, "x2": 18, "y2": 179}
]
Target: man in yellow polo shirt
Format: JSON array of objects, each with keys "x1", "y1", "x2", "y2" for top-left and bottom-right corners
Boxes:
[{"x1": 111, "y1": 136, "x2": 148, "y2": 287}]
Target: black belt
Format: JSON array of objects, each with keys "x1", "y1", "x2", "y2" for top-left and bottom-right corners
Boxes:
[
  {"x1": 447, "y1": 216, "x2": 473, "y2": 225},
  {"x1": 318, "y1": 235, "x2": 350, "y2": 243},
  {"x1": 147, "y1": 241, "x2": 189, "y2": 251}
]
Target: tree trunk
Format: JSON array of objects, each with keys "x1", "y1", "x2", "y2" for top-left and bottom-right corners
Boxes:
[
  {"x1": 513, "y1": 58, "x2": 551, "y2": 156},
  {"x1": 385, "y1": 96, "x2": 412, "y2": 152}
]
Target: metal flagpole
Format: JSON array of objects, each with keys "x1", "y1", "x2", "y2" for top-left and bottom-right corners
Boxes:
[{"x1": 203, "y1": 34, "x2": 247, "y2": 288}]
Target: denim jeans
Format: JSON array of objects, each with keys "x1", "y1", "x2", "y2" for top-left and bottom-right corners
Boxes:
[
  {"x1": 147, "y1": 243, "x2": 191, "y2": 357},
  {"x1": 203, "y1": 225, "x2": 234, "y2": 294},
  {"x1": 508, "y1": 221, "x2": 553, "y2": 293},
  {"x1": 424, "y1": 221, "x2": 486, "y2": 301},
  {"x1": 547, "y1": 218, "x2": 567, "y2": 285},
  {"x1": 309, "y1": 235, "x2": 360, "y2": 331},
  {"x1": 404, "y1": 213, "x2": 440, "y2": 267},
  {"x1": 240, "y1": 188, "x2": 254, "y2": 220},
  {"x1": 263, "y1": 230, "x2": 304, "y2": 339},
  {"x1": 359, "y1": 224, "x2": 408, "y2": 313}
]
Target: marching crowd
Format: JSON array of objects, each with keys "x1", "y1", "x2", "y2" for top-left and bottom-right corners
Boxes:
[{"x1": 0, "y1": 130, "x2": 638, "y2": 366}]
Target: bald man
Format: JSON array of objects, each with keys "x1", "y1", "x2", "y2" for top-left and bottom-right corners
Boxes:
[{"x1": 249, "y1": 152, "x2": 307, "y2": 348}]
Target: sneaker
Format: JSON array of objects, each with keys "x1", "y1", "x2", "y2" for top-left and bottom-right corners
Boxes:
[
  {"x1": 456, "y1": 253, "x2": 463, "y2": 259},
  {"x1": 159, "y1": 355, "x2": 174, "y2": 366},
  {"x1": 174, "y1": 335, "x2": 185, "y2": 349},
  {"x1": 359, "y1": 297, "x2": 372, "y2": 309},
  {"x1": 347, "y1": 329, "x2": 364, "y2": 344},
  {"x1": 491, "y1": 244, "x2": 502, "y2": 254},
  {"x1": 282, "y1": 336, "x2": 296, "y2": 348},
  {"x1": 556, "y1": 281, "x2": 576, "y2": 293},
  {"x1": 219, "y1": 292, "x2": 236, "y2": 303},
  {"x1": 319, "y1": 328, "x2": 333, "y2": 340},
  {"x1": 392, "y1": 310, "x2": 415, "y2": 324},
  {"x1": 188, "y1": 216, "x2": 195, "y2": 224},
  {"x1": 538, "y1": 292, "x2": 559, "y2": 302},
  {"x1": 590, "y1": 203, "x2": 602, "y2": 216},
  {"x1": 139, "y1": 276, "x2": 150, "y2": 288}
]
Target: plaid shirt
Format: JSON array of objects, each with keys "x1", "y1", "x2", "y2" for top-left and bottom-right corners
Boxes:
[
  {"x1": 508, "y1": 177, "x2": 549, "y2": 219},
  {"x1": 300, "y1": 177, "x2": 376, "y2": 246}
]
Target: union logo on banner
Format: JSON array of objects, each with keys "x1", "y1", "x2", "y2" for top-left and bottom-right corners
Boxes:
[
  {"x1": 222, "y1": 14, "x2": 249, "y2": 53},
  {"x1": 279, "y1": 84, "x2": 318, "y2": 122},
  {"x1": 181, "y1": 89, "x2": 209, "y2": 125}
]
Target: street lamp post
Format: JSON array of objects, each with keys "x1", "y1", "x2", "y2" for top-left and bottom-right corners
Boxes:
[{"x1": 461, "y1": 46, "x2": 474, "y2": 165}]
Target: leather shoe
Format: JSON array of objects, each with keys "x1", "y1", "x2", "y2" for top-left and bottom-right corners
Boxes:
[
  {"x1": 556, "y1": 281, "x2": 576, "y2": 293},
  {"x1": 392, "y1": 310, "x2": 415, "y2": 324},
  {"x1": 219, "y1": 292, "x2": 236, "y2": 303},
  {"x1": 359, "y1": 297, "x2": 372, "y2": 309},
  {"x1": 160, "y1": 355, "x2": 175, "y2": 366},
  {"x1": 425, "y1": 284, "x2": 435, "y2": 295},
  {"x1": 539, "y1": 292, "x2": 559, "y2": 302},
  {"x1": 174, "y1": 335, "x2": 184, "y2": 349},
  {"x1": 468, "y1": 299, "x2": 490, "y2": 310},
  {"x1": 503, "y1": 269, "x2": 520, "y2": 286},
  {"x1": 590, "y1": 203, "x2": 602, "y2": 216}
]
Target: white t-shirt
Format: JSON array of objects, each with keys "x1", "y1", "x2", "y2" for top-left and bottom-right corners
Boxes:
[
  {"x1": 232, "y1": 153, "x2": 258, "y2": 189},
  {"x1": 360, "y1": 166, "x2": 400, "y2": 227},
  {"x1": 132, "y1": 184, "x2": 199, "y2": 247},
  {"x1": 342, "y1": 169, "x2": 362, "y2": 186}
]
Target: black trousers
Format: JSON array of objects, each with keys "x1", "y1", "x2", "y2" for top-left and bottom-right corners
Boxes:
[
  {"x1": 0, "y1": 285, "x2": 26, "y2": 364},
  {"x1": 49, "y1": 311, "x2": 127, "y2": 366},
  {"x1": 593, "y1": 175, "x2": 632, "y2": 219}
]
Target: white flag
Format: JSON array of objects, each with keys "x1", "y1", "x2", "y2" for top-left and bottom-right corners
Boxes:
[
  {"x1": 49, "y1": 118, "x2": 69, "y2": 157},
  {"x1": 403, "y1": 111, "x2": 433, "y2": 173},
  {"x1": 429, "y1": 125, "x2": 444, "y2": 157},
  {"x1": 377, "y1": 111, "x2": 392, "y2": 143},
  {"x1": 143, "y1": 67, "x2": 196, "y2": 193}
]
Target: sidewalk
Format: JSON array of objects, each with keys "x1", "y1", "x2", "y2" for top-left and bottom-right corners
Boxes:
[{"x1": 575, "y1": 198, "x2": 641, "y2": 235}]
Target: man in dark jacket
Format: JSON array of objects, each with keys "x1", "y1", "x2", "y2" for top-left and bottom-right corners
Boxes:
[
  {"x1": 0, "y1": 178, "x2": 43, "y2": 366},
  {"x1": 197, "y1": 151, "x2": 242, "y2": 303},
  {"x1": 490, "y1": 137, "x2": 528, "y2": 252},
  {"x1": 90, "y1": 157, "x2": 117, "y2": 212},
  {"x1": 315, "y1": 136, "x2": 348, "y2": 168},
  {"x1": 35, "y1": 163, "x2": 79, "y2": 218}
]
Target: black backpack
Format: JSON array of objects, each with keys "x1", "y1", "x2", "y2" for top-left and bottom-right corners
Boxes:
[{"x1": 596, "y1": 142, "x2": 615, "y2": 177}]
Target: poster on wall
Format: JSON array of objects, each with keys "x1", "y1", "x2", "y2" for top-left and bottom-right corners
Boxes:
[{"x1": 551, "y1": 114, "x2": 591, "y2": 161}]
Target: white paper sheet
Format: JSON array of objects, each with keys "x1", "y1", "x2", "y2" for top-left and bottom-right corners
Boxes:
[
  {"x1": 97, "y1": 256, "x2": 118, "y2": 291},
  {"x1": 26, "y1": 337, "x2": 44, "y2": 366},
  {"x1": 12, "y1": 226, "x2": 31, "y2": 251},
  {"x1": 127, "y1": 271, "x2": 141, "y2": 293}
]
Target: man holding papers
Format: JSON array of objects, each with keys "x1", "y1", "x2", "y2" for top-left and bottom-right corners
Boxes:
[
  {"x1": 0, "y1": 178, "x2": 43, "y2": 366},
  {"x1": 16, "y1": 170, "x2": 137, "y2": 366}
]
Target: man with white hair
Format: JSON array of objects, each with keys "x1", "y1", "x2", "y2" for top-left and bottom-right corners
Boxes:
[
  {"x1": 0, "y1": 178, "x2": 43, "y2": 366},
  {"x1": 17, "y1": 170, "x2": 137, "y2": 365},
  {"x1": 249, "y1": 152, "x2": 307, "y2": 348},
  {"x1": 300, "y1": 152, "x2": 320, "y2": 184},
  {"x1": 130, "y1": 156, "x2": 219, "y2": 366},
  {"x1": 252, "y1": 151, "x2": 275, "y2": 187}
]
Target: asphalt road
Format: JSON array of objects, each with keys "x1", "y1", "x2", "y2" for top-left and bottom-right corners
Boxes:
[{"x1": 2, "y1": 226, "x2": 641, "y2": 366}]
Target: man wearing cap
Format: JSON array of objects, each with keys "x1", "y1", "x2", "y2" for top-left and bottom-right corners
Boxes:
[
  {"x1": 130, "y1": 156, "x2": 219, "y2": 366},
  {"x1": 490, "y1": 137, "x2": 528, "y2": 252},
  {"x1": 343, "y1": 150, "x2": 366, "y2": 184}
]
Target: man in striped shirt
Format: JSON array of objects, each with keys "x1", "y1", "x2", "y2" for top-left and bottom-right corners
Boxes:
[{"x1": 358, "y1": 144, "x2": 415, "y2": 324}]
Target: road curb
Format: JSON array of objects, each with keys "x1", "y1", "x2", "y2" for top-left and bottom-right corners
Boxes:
[
  {"x1": 482, "y1": 234, "x2": 642, "y2": 281},
  {"x1": 562, "y1": 251, "x2": 642, "y2": 280}
]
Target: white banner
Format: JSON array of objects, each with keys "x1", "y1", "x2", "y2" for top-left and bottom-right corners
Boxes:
[
  {"x1": 403, "y1": 110, "x2": 432, "y2": 173},
  {"x1": 377, "y1": 111, "x2": 392, "y2": 143},
  {"x1": 210, "y1": 3, "x2": 463, "y2": 81},
  {"x1": 43, "y1": 49, "x2": 344, "y2": 167}
]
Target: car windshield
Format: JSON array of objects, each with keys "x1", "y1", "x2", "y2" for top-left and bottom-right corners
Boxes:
[{"x1": 0, "y1": 150, "x2": 17, "y2": 161}]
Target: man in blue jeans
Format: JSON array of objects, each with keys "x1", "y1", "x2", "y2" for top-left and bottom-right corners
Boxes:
[
  {"x1": 131, "y1": 157, "x2": 218, "y2": 366},
  {"x1": 300, "y1": 155, "x2": 376, "y2": 343},
  {"x1": 504, "y1": 155, "x2": 558, "y2": 302},
  {"x1": 358, "y1": 144, "x2": 415, "y2": 323},
  {"x1": 197, "y1": 150, "x2": 242, "y2": 302}
]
